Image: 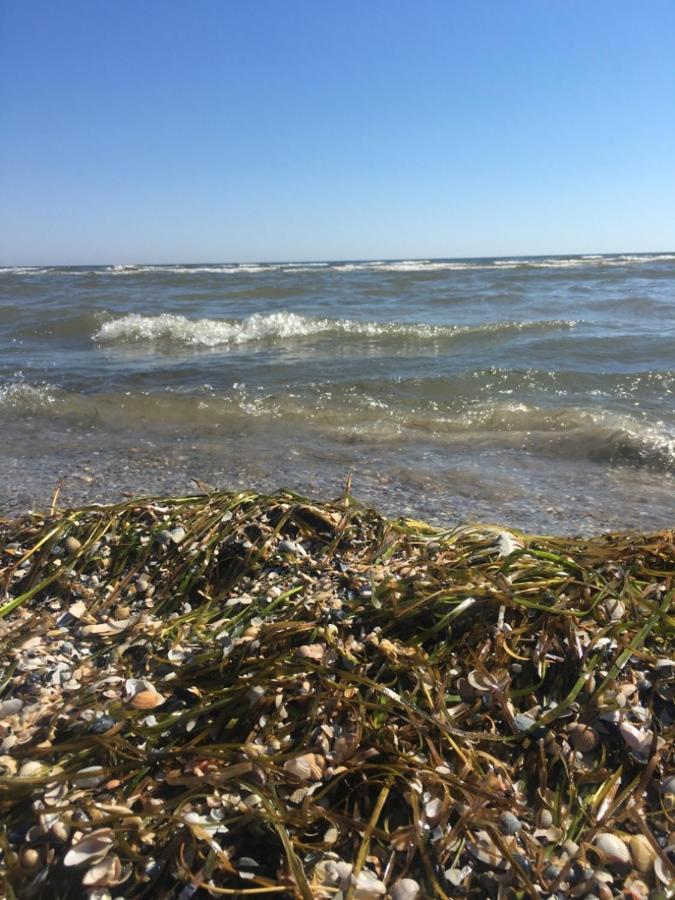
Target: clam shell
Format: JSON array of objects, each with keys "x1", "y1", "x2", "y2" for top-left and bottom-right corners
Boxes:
[
  {"x1": 129, "y1": 688, "x2": 165, "y2": 709},
  {"x1": 0, "y1": 698, "x2": 23, "y2": 718},
  {"x1": 593, "y1": 832, "x2": 631, "y2": 866},
  {"x1": 64, "y1": 536, "x2": 82, "y2": 554},
  {"x1": 629, "y1": 834, "x2": 656, "y2": 873},
  {"x1": 63, "y1": 828, "x2": 114, "y2": 867},
  {"x1": 659, "y1": 775, "x2": 675, "y2": 796},
  {"x1": 467, "y1": 830, "x2": 508, "y2": 870},
  {"x1": 390, "y1": 878, "x2": 421, "y2": 900},
  {"x1": 569, "y1": 723, "x2": 599, "y2": 752},
  {"x1": 498, "y1": 811, "x2": 521, "y2": 835},
  {"x1": 654, "y1": 843, "x2": 675, "y2": 885},
  {"x1": 283, "y1": 752, "x2": 324, "y2": 781}
]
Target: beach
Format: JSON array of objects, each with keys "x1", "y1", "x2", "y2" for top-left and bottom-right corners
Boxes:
[
  {"x1": 0, "y1": 488, "x2": 673, "y2": 897},
  {"x1": 1, "y1": 254, "x2": 674, "y2": 534}
]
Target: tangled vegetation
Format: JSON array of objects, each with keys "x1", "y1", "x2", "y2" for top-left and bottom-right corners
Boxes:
[{"x1": 0, "y1": 488, "x2": 673, "y2": 898}]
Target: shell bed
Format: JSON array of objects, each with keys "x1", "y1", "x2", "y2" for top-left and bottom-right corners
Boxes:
[{"x1": 0, "y1": 489, "x2": 673, "y2": 899}]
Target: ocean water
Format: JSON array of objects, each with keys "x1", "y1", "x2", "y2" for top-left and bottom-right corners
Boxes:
[{"x1": 1, "y1": 253, "x2": 674, "y2": 533}]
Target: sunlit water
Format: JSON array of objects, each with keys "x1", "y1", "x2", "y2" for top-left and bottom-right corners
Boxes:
[{"x1": 1, "y1": 254, "x2": 674, "y2": 532}]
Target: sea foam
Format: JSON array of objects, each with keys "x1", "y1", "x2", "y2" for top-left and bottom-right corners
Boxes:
[{"x1": 92, "y1": 311, "x2": 578, "y2": 349}]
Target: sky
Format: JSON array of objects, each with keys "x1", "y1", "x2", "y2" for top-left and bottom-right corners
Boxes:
[{"x1": 1, "y1": 1, "x2": 674, "y2": 265}]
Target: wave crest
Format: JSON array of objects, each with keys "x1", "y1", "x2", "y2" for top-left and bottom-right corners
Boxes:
[{"x1": 92, "y1": 311, "x2": 577, "y2": 349}]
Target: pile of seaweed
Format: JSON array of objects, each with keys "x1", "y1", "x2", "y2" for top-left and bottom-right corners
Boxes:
[{"x1": 0, "y1": 489, "x2": 673, "y2": 899}]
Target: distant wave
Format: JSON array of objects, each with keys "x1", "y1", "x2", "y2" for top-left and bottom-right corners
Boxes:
[
  {"x1": 92, "y1": 311, "x2": 578, "y2": 349},
  {"x1": 97, "y1": 254, "x2": 675, "y2": 275},
  {"x1": 2, "y1": 253, "x2": 675, "y2": 277}
]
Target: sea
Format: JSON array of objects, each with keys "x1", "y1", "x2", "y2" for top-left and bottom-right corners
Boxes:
[{"x1": 1, "y1": 253, "x2": 674, "y2": 533}]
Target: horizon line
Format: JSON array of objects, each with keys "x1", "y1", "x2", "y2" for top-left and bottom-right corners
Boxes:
[{"x1": 3, "y1": 249, "x2": 675, "y2": 269}]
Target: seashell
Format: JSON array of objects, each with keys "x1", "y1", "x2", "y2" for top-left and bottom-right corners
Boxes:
[
  {"x1": 593, "y1": 832, "x2": 631, "y2": 867},
  {"x1": 49, "y1": 819, "x2": 70, "y2": 842},
  {"x1": 601, "y1": 598, "x2": 625, "y2": 621},
  {"x1": 619, "y1": 721, "x2": 663, "y2": 761},
  {"x1": 467, "y1": 830, "x2": 507, "y2": 870},
  {"x1": 629, "y1": 834, "x2": 656, "y2": 872},
  {"x1": 350, "y1": 868, "x2": 386, "y2": 898},
  {"x1": 323, "y1": 860, "x2": 353, "y2": 889},
  {"x1": 323, "y1": 825, "x2": 338, "y2": 844},
  {"x1": 64, "y1": 536, "x2": 82, "y2": 554},
  {"x1": 296, "y1": 643, "x2": 325, "y2": 660},
  {"x1": 19, "y1": 760, "x2": 46, "y2": 778},
  {"x1": 498, "y1": 811, "x2": 521, "y2": 835},
  {"x1": 654, "y1": 843, "x2": 675, "y2": 885},
  {"x1": 130, "y1": 688, "x2": 165, "y2": 709},
  {"x1": 390, "y1": 878, "x2": 421, "y2": 900},
  {"x1": 72, "y1": 766, "x2": 106, "y2": 788},
  {"x1": 20, "y1": 847, "x2": 40, "y2": 869},
  {"x1": 569, "y1": 723, "x2": 599, "y2": 752},
  {"x1": 659, "y1": 775, "x2": 675, "y2": 796},
  {"x1": 82, "y1": 853, "x2": 131, "y2": 887},
  {"x1": 63, "y1": 828, "x2": 114, "y2": 866},
  {"x1": 537, "y1": 809, "x2": 553, "y2": 828},
  {"x1": 513, "y1": 713, "x2": 537, "y2": 733},
  {"x1": 0, "y1": 698, "x2": 23, "y2": 718},
  {"x1": 283, "y1": 752, "x2": 325, "y2": 781}
]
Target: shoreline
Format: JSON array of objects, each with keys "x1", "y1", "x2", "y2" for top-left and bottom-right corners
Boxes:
[{"x1": 0, "y1": 489, "x2": 673, "y2": 897}]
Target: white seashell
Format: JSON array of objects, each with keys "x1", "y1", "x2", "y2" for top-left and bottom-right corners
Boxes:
[
  {"x1": 323, "y1": 860, "x2": 353, "y2": 889},
  {"x1": 390, "y1": 878, "x2": 421, "y2": 900},
  {"x1": 629, "y1": 834, "x2": 656, "y2": 873},
  {"x1": 0, "y1": 698, "x2": 23, "y2": 718},
  {"x1": 593, "y1": 832, "x2": 631, "y2": 866},
  {"x1": 619, "y1": 721, "x2": 663, "y2": 761},
  {"x1": 496, "y1": 532, "x2": 521, "y2": 557},
  {"x1": 283, "y1": 752, "x2": 324, "y2": 781},
  {"x1": 296, "y1": 643, "x2": 325, "y2": 660},
  {"x1": 64, "y1": 828, "x2": 114, "y2": 866},
  {"x1": 654, "y1": 844, "x2": 675, "y2": 885},
  {"x1": 81, "y1": 853, "x2": 130, "y2": 887},
  {"x1": 467, "y1": 830, "x2": 507, "y2": 869},
  {"x1": 351, "y1": 868, "x2": 386, "y2": 898}
]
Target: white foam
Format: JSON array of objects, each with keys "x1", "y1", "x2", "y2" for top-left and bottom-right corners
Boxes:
[
  {"x1": 0, "y1": 381, "x2": 57, "y2": 408},
  {"x1": 92, "y1": 311, "x2": 578, "y2": 349}
]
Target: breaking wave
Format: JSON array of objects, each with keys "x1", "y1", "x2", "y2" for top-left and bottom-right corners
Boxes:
[{"x1": 92, "y1": 311, "x2": 578, "y2": 349}]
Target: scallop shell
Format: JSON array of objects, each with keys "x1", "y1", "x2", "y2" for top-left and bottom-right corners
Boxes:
[
  {"x1": 593, "y1": 832, "x2": 631, "y2": 866},
  {"x1": 569, "y1": 723, "x2": 599, "y2": 752},
  {"x1": 629, "y1": 834, "x2": 656, "y2": 873},
  {"x1": 19, "y1": 760, "x2": 46, "y2": 778}
]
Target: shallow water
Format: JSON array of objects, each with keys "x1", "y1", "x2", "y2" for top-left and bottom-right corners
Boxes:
[{"x1": 1, "y1": 254, "x2": 674, "y2": 532}]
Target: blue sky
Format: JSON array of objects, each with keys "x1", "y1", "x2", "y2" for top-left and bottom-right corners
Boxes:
[{"x1": 1, "y1": 1, "x2": 674, "y2": 264}]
